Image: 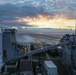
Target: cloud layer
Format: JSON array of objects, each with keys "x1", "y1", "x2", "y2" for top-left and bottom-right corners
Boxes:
[{"x1": 0, "y1": 0, "x2": 76, "y2": 29}]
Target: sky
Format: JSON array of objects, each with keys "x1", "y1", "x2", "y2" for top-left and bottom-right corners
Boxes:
[{"x1": 0, "y1": 0, "x2": 76, "y2": 30}]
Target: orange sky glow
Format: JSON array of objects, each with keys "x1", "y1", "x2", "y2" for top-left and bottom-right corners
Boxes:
[{"x1": 17, "y1": 14, "x2": 75, "y2": 30}]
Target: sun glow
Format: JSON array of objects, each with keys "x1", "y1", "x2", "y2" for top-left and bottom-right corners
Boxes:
[{"x1": 17, "y1": 14, "x2": 75, "y2": 29}]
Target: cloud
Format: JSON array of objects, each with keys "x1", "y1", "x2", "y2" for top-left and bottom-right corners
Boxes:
[
  {"x1": 0, "y1": 0, "x2": 76, "y2": 29},
  {"x1": 0, "y1": 3, "x2": 46, "y2": 20},
  {"x1": 0, "y1": 4, "x2": 45, "y2": 28}
]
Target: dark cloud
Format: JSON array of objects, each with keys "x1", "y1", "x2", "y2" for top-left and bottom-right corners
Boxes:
[
  {"x1": 0, "y1": 3, "x2": 75, "y2": 20},
  {"x1": 0, "y1": 4, "x2": 46, "y2": 27},
  {"x1": 0, "y1": 4, "x2": 45, "y2": 19}
]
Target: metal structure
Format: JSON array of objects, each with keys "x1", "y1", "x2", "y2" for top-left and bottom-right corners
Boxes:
[
  {"x1": 61, "y1": 34, "x2": 76, "y2": 75},
  {"x1": 1, "y1": 29, "x2": 76, "y2": 75}
]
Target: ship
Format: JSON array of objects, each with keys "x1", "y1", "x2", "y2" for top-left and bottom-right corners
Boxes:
[{"x1": 0, "y1": 29, "x2": 76, "y2": 75}]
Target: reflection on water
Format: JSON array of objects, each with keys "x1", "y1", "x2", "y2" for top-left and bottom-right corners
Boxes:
[
  {"x1": 16, "y1": 33, "x2": 60, "y2": 45},
  {"x1": 16, "y1": 34, "x2": 35, "y2": 43}
]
